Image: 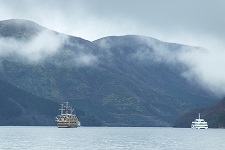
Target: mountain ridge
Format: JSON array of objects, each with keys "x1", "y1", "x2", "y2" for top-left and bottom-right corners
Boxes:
[{"x1": 0, "y1": 19, "x2": 218, "y2": 126}]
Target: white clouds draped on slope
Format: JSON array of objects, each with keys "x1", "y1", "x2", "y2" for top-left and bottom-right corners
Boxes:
[{"x1": 0, "y1": 30, "x2": 67, "y2": 63}]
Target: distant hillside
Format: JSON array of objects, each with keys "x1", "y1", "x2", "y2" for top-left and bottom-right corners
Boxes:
[
  {"x1": 0, "y1": 19, "x2": 218, "y2": 126},
  {"x1": 173, "y1": 97, "x2": 225, "y2": 128},
  {"x1": 0, "y1": 78, "x2": 102, "y2": 126},
  {"x1": 0, "y1": 78, "x2": 58, "y2": 125}
]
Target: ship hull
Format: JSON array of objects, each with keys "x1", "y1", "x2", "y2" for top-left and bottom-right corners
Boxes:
[
  {"x1": 57, "y1": 122, "x2": 79, "y2": 128},
  {"x1": 57, "y1": 125, "x2": 78, "y2": 128},
  {"x1": 191, "y1": 126, "x2": 208, "y2": 129}
]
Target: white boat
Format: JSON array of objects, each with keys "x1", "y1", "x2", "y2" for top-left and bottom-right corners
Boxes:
[{"x1": 191, "y1": 113, "x2": 208, "y2": 129}]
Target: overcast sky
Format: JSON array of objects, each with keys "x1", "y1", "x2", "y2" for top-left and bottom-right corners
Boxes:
[
  {"x1": 1, "y1": 0, "x2": 225, "y2": 96},
  {"x1": 0, "y1": 0, "x2": 224, "y2": 44}
]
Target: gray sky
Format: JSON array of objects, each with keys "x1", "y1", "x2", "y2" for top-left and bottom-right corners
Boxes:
[
  {"x1": 1, "y1": 0, "x2": 225, "y2": 96},
  {"x1": 0, "y1": 0, "x2": 224, "y2": 44}
]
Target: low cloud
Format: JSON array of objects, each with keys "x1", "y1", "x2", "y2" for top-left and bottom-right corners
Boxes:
[
  {"x1": 0, "y1": 30, "x2": 67, "y2": 63},
  {"x1": 0, "y1": 20, "x2": 102, "y2": 68},
  {"x1": 132, "y1": 36, "x2": 225, "y2": 96},
  {"x1": 74, "y1": 53, "x2": 98, "y2": 67},
  {"x1": 178, "y1": 45, "x2": 225, "y2": 96},
  {"x1": 131, "y1": 36, "x2": 183, "y2": 66}
]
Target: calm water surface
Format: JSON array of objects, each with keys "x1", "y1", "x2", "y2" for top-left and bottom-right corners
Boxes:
[{"x1": 0, "y1": 126, "x2": 225, "y2": 150}]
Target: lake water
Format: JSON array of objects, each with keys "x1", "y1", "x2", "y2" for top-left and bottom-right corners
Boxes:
[{"x1": 0, "y1": 126, "x2": 225, "y2": 150}]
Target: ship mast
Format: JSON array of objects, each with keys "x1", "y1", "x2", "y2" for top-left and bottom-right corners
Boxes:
[
  {"x1": 65, "y1": 102, "x2": 69, "y2": 117},
  {"x1": 59, "y1": 103, "x2": 64, "y2": 115},
  {"x1": 70, "y1": 106, "x2": 74, "y2": 114}
]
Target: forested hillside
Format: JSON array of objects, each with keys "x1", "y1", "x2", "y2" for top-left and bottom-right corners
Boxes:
[{"x1": 0, "y1": 19, "x2": 218, "y2": 126}]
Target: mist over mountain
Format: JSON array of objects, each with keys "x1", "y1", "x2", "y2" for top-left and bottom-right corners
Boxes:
[{"x1": 0, "y1": 19, "x2": 220, "y2": 126}]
